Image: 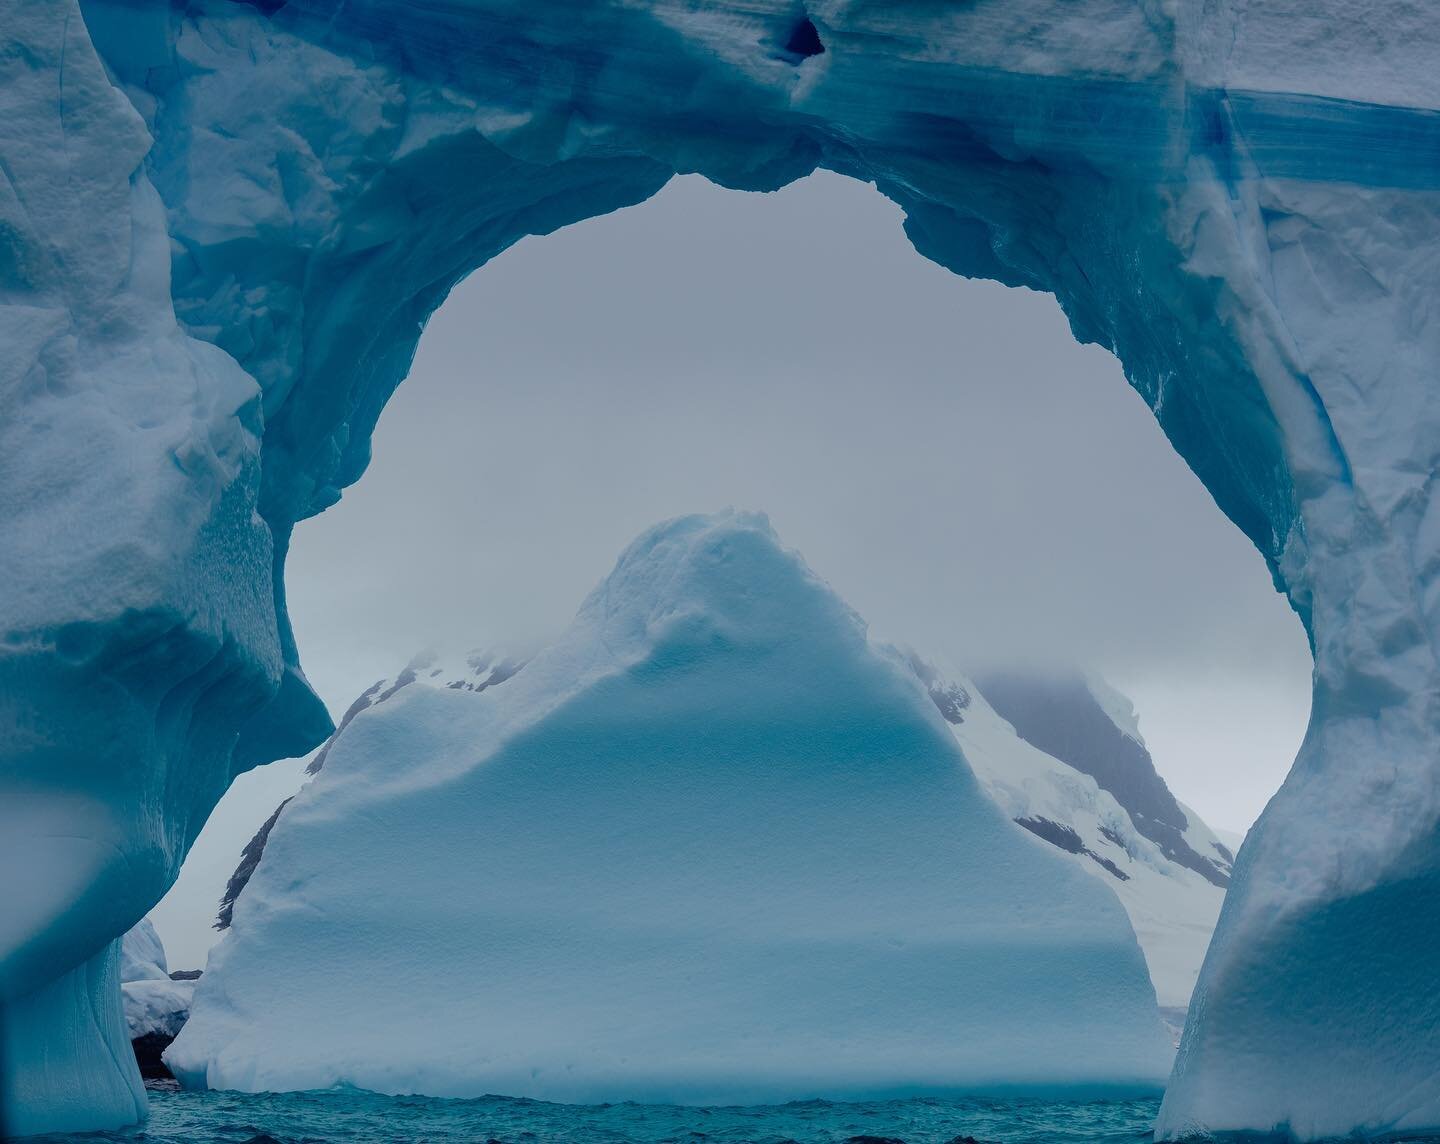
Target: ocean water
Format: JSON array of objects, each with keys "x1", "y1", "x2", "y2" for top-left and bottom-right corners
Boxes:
[{"x1": 35, "y1": 1085, "x2": 1162, "y2": 1144}]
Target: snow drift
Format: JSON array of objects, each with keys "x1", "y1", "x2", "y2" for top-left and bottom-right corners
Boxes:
[
  {"x1": 5, "y1": 0, "x2": 1440, "y2": 1136},
  {"x1": 168, "y1": 512, "x2": 1171, "y2": 1101}
]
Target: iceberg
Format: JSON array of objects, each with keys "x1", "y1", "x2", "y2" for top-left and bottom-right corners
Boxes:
[
  {"x1": 168, "y1": 512, "x2": 1171, "y2": 1101},
  {"x1": 121, "y1": 977, "x2": 193, "y2": 1049},
  {"x1": 217, "y1": 654, "x2": 1230, "y2": 1032},
  {"x1": 118, "y1": 920, "x2": 195, "y2": 1081},
  {"x1": 217, "y1": 647, "x2": 1229, "y2": 1044},
  {"x1": 5, "y1": 0, "x2": 1440, "y2": 1135},
  {"x1": 118, "y1": 920, "x2": 169, "y2": 989}
]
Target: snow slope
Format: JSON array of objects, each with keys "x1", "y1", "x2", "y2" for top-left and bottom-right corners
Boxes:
[
  {"x1": 904, "y1": 657, "x2": 1230, "y2": 1013},
  {"x1": 169, "y1": 513, "x2": 1170, "y2": 1101},
  {"x1": 974, "y1": 670, "x2": 1232, "y2": 889}
]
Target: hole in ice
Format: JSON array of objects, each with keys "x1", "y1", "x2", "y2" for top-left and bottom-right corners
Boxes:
[{"x1": 782, "y1": 17, "x2": 825, "y2": 61}]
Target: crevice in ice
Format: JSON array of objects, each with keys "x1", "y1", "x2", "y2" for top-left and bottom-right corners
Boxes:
[{"x1": 781, "y1": 16, "x2": 825, "y2": 62}]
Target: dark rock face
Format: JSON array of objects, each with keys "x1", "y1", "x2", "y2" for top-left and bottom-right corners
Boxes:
[
  {"x1": 307, "y1": 678, "x2": 387, "y2": 776},
  {"x1": 445, "y1": 653, "x2": 527, "y2": 694},
  {"x1": 221, "y1": 650, "x2": 532, "y2": 931},
  {"x1": 216, "y1": 796, "x2": 294, "y2": 930},
  {"x1": 904, "y1": 652, "x2": 972, "y2": 725},
  {"x1": 977, "y1": 670, "x2": 1231, "y2": 888},
  {"x1": 1016, "y1": 816, "x2": 1130, "y2": 881},
  {"x1": 131, "y1": 1032, "x2": 175, "y2": 1080},
  {"x1": 168, "y1": 968, "x2": 202, "y2": 981}
]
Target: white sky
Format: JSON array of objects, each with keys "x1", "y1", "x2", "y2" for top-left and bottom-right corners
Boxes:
[{"x1": 151, "y1": 171, "x2": 1312, "y2": 967}]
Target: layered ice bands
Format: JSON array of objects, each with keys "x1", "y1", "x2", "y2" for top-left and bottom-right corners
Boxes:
[
  {"x1": 167, "y1": 513, "x2": 1172, "y2": 1100},
  {"x1": 3, "y1": 0, "x2": 1440, "y2": 1137}
]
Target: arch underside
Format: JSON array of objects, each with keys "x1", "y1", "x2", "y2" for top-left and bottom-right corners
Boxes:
[{"x1": 2, "y1": 0, "x2": 1440, "y2": 1137}]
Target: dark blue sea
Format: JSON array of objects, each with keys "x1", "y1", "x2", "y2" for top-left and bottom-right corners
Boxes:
[{"x1": 36, "y1": 1085, "x2": 1163, "y2": 1144}]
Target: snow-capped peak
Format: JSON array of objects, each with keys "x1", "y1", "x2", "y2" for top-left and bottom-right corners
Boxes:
[{"x1": 900, "y1": 652, "x2": 1230, "y2": 1012}]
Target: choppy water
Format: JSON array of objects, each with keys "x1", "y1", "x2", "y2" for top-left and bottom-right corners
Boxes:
[{"x1": 36, "y1": 1085, "x2": 1163, "y2": 1144}]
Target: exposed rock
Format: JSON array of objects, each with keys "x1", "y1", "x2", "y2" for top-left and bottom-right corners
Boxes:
[
  {"x1": 975, "y1": 670, "x2": 1231, "y2": 888},
  {"x1": 130, "y1": 1032, "x2": 176, "y2": 1081}
]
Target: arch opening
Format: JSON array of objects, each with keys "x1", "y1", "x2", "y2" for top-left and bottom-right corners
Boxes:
[
  {"x1": 290, "y1": 170, "x2": 1310, "y2": 835},
  {"x1": 153, "y1": 169, "x2": 1311, "y2": 998},
  {"x1": 5, "y1": 2, "x2": 1440, "y2": 1138}
]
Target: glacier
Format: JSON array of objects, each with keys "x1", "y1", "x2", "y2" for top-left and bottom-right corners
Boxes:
[
  {"x1": 3, "y1": 0, "x2": 1439, "y2": 1137},
  {"x1": 167, "y1": 511, "x2": 1171, "y2": 1100}
]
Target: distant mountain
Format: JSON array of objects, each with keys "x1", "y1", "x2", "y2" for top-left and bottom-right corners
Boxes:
[
  {"x1": 215, "y1": 649, "x2": 531, "y2": 932},
  {"x1": 971, "y1": 668, "x2": 1232, "y2": 887},
  {"x1": 904, "y1": 655, "x2": 1231, "y2": 1014}
]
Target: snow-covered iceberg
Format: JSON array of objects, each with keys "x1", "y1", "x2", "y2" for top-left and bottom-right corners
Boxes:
[
  {"x1": 118, "y1": 920, "x2": 196, "y2": 1080},
  {"x1": 6, "y1": 0, "x2": 1440, "y2": 1136},
  {"x1": 121, "y1": 976, "x2": 193, "y2": 1048},
  {"x1": 118, "y1": 920, "x2": 169, "y2": 990},
  {"x1": 216, "y1": 655, "x2": 1230, "y2": 1028},
  {"x1": 215, "y1": 649, "x2": 1229, "y2": 1046},
  {"x1": 169, "y1": 512, "x2": 1170, "y2": 1101}
]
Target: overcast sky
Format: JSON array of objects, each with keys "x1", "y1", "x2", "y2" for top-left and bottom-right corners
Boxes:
[{"x1": 151, "y1": 171, "x2": 1313, "y2": 966}]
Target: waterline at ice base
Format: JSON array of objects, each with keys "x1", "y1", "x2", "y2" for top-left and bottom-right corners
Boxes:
[{"x1": 4, "y1": 0, "x2": 1440, "y2": 1139}]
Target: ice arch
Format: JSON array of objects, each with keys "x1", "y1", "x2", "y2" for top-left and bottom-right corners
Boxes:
[{"x1": 2, "y1": 0, "x2": 1438, "y2": 1137}]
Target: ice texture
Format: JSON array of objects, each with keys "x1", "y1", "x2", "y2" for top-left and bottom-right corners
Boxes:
[
  {"x1": 121, "y1": 979, "x2": 193, "y2": 1046},
  {"x1": 4, "y1": 0, "x2": 1440, "y2": 1136},
  {"x1": 168, "y1": 513, "x2": 1171, "y2": 1101},
  {"x1": 119, "y1": 921, "x2": 168, "y2": 986}
]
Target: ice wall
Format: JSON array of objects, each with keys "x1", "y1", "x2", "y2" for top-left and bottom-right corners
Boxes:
[
  {"x1": 4, "y1": 0, "x2": 1440, "y2": 1136},
  {"x1": 0, "y1": 3, "x2": 273, "y2": 1133}
]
